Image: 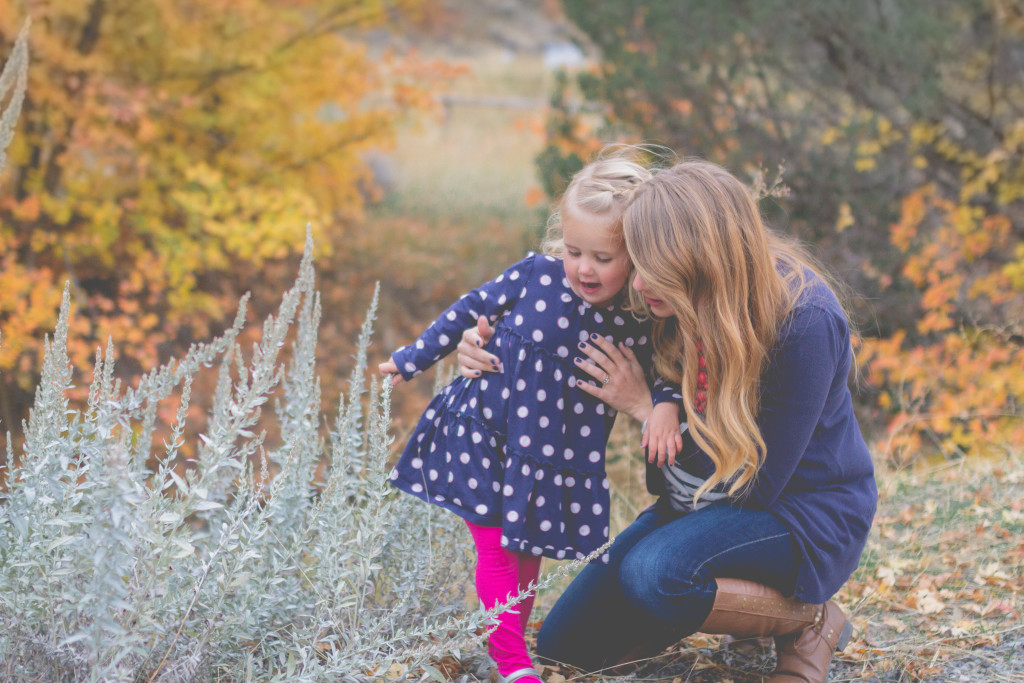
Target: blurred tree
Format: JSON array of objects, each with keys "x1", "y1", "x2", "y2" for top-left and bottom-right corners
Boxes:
[
  {"x1": 544, "y1": 0, "x2": 1024, "y2": 459},
  {"x1": 0, "y1": 0, "x2": 445, "y2": 437}
]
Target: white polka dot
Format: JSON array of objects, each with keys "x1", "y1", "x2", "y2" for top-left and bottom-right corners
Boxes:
[
  {"x1": 579, "y1": 330, "x2": 588, "y2": 341},
  {"x1": 639, "y1": 336, "x2": 648, "y2": 345},
  {"x1": 481, "y1": 380, "x2": 489, "y2": 390},
  {"x1": 579, "y1": 525, "x2": 591, "y2": 536},
  {"x1": 519, "y1": 348, "x2": 527, "y2": 361},
  {"x1": 516, "y1": 379, "x2": 527, "y2": 391},
  {"x1": 483, "y1": 407, "x2": 493, "y2": 419},
  {"x1": 521, "y1": 463, "x2": 531, "y2": 476},
  {"x1": 561, "y1": 293, "x2": 572, "y2": 303},
  {"x1": 625, "y1": 338, "x2": 635, "y2": 347},
  {"x1": 594, "y1": 312, "x2": 603, "y2": 323},
  {"x1": 429, "y1": 469, "x2": 438, "y2": 481},
  {"x1": 565, "y1": 477, "x2": 575, "y2": 487},
  {"x1": 557, "y1": 346, "x2": 569, "y2": 357},
  {"x1": 540, "y1": 275, "x2": 552, "y2": 285},
  {"x1": 535, "y1": 470, "x2": 544, "y2": 480},
  {"x1": 446, "y1": 311, "x2": 457, "y2": 321},
  {"x1": 532, "y1": 546, "x2": 543, "y2": 555},
  {"x1": 603, "y1": 478, "x2": 610, "y2": 489},
  {"x1": 404, "y1": 362, "x2": 416, "y2": 372},
  {"x1": 592, "y1": 503, "x2": 603, "y2": 515},
  {"x1": 540, "y1": 520, "x2": 552, "y2": 531},
  {"x1": 438, "y1": 334, "x2": 450, "y2": 346},
  {"x1": 554, "y1": 370, "x2": 563, "y2": 382},
  {"x1": 519, "y1": 435, "x2": 531, "y2": 447},
  {"x1": 425, "y1": 409, "x2": 435, "y2": 420},
  {"x1": 563, "y1": 448, "x2": 574, "y2": 460},
  {"x1": 502, "y1": 388, "x2": 511, "y2": 399},
  {"x1": 457, "y1": 425, "x2": 466, "y2": 436},
  {"x1": 498, "y1": 294, "x2": 507, "y2": 305},
  {"x1": 585, "y1": 479, "x2": 592, "y2": 489},
  {"x1": 580, "y1": 426, "x2": 591, "y2": 437},
  {"x1": 536, "y1": 495, "x2": 546, "y2": 506},
  {"x1": 554, "y1": 474, "x2": 563, "y2": 485},
  {"x1": 558, "y1": 317, "x2": 569, "y2": 329},
  {"x1": 459, "y1": 452, "x2": 471, "y2": 464},
  {"x1": 533, "y1": 330, "x2": 544, "y2": 342},
  {"x1": 411, "y1": 457, "x2": 423, "y2": 469},
  {"x1": 535, "y1": 359, "x2": 543, "y2": 372},
  {"x1": 515, "y1": 314, "x2": 524, "y2": 326},
  {"x1": 568, "y1": 376, "x2": 577, "y2": 388},
  {"x1": 537, "y1": 389, "x2": 547, "y2": 401},
  {"x1": 510, "y1": 270, "x2": 520, "y2": 280},
  {"x1": 596, "y1": 404, "x2": 605, "y2": 415},
  {"x1": 475, "y1": 504, "x2": 488, "y2": 515},
  {"x1": 415, "y1": 340, "x2": 425, "y2": 349},
  {"x1": 517, "y1": 406, "x2": 529, "y2": 418},
  {"x1": 468, "y1": 478, "x2": 478, "y2": 489},
  {"x1": 542, "y1": 444, "x2": 554, "y2": 456},
  {"x1": 539, "y1": 416, "x2": 550, "y2": 428},
  {"x1": 570, "y1": 502, "x2": 581, "y2": 513},
  {"x1": 535, "y1": 300, "x2": 547, "y2": 312},
  {"x1": 556, "y1": 550, "x2": 566, "y2": 559},
  {"x1": 482, "y1": 457, "x2": 490, "y2": 468},
  {"x1": 589, "y1": 451, "x2": 601, "y2": 463},
  {"x1": 574, "y1": 402, "x2": 584, "y2": 414},
  {"x1": 507, "y1": 510, "x2": 519, "y2": 522},
  {"x1": 411, "y1": 483, "x2": 423, "y2": 493},
  {"x1": 493, "y1": 481, "x2": 501, "y2": 492},
  {"x1": 614, "y1": 316, "x2": 625, "y2": 325},
  {"x1": 472, "y1": 431, "x2": 483, "y2": 443},
  {"x1": 389, "y1": 470, "x2": 398, "y2": 480}
]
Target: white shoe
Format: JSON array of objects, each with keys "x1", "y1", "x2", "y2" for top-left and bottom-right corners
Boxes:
[{"x1": 498, "y1": 667, "x2": 541, "y2": 683}]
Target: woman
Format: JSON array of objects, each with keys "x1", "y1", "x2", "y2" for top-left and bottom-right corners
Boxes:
[{"x1": 457, "y1": 158, "x2": 877, "y2": 682}]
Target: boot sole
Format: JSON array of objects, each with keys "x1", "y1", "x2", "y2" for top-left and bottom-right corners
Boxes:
[{"x1": 836, "y1": 620, "x2": 853, "y2": 651}]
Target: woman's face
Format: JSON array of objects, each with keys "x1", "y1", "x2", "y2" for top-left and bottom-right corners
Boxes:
[
  {"x1": 632, "y1": 271, "x2": 675, "y2": 318},
  {"x1": 562, "y1": 210, "x2": 631, "y2": 307}
]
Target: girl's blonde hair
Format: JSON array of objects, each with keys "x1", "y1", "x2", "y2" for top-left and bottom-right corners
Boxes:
[
  {"x1": 622, "y1": 158, "x2": 842, "y2": 502},
  {"x1": 541, "y1": 149, "x2": 655, "y2": 257}
]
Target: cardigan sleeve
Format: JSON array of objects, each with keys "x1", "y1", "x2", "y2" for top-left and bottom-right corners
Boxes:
[
  {"x1": 742, "y1": 303, "x2": 849, "y2": 508},
  {"x1": 391, "y1": 255, "x2": 536, "y2": 382}
]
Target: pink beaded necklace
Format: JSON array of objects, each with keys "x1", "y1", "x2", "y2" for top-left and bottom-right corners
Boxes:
[{"x1": 694, "y1": 340, "x2": 708, "y2": 416}]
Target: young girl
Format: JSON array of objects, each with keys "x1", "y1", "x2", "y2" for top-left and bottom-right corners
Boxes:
[{"x1": 379, "y1": 154, "x2": 682, "y2": 683}]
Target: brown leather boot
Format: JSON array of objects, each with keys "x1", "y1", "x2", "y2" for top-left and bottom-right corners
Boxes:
[{"x1": 699, "y1": 578, "x2": 852, "y2": 683}]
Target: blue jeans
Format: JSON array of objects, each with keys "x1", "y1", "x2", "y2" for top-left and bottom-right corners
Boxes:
[{"x1": 536, "y1": 501, "x2": 800, "y2": 672}]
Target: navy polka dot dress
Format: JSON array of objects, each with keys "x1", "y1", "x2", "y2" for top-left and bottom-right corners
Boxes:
[{"x1": 389, "y1": 254, "x2": 677, "y2": 562}]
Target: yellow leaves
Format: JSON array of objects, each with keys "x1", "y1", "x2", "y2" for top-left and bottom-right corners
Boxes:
[{"x1": 834, "y1": 202, "x2": 853, "y2": 233}]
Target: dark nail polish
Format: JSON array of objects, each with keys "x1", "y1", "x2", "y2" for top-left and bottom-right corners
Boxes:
[
  {"x1": 475, "y1": 370, "x2": 481, "y2": 377},
  {"x1": 590, "y1": 333, "x2": 599, "y2": 340},
  {"x1": 578, "y1": 341, "x2": 587, "y2": 350}
]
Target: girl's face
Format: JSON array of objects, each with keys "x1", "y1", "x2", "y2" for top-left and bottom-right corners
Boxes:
[
  {"x1": 562, "y1": 210, "x2": 631, "y2": 307},
  {"x1": 632, "y1": 271, "x2": 675, "y2": 318}
]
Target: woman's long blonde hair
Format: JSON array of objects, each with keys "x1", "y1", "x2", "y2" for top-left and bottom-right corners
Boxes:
[{"x1": 622, "y1": 158, "x2": 832, "y2": 501}]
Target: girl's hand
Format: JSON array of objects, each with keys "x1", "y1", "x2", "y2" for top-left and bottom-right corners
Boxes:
[
  {"x1": 572, "y1": 334, "x2": 655, "y2": 423},
  {"x1": 643, "y1": 402, "x2": 684, "y2": 467},
  {"x1": 456, "y1": 316, "x2": 503, "y2": 378},
  {"x1": 378, "y1": 358, "x2": 404, "y2": 386}
]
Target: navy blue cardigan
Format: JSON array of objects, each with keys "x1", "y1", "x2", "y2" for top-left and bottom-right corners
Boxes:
[{"x1": 646, "y1": 274, "x2": 877, "y2": 603}]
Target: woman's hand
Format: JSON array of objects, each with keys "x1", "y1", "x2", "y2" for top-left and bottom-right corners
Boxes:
[
  {"x1": 573, "y1": 334, "x2": 655, "y2": 423},
  {"x1": 378, "y1": 358, "x2": 404, "y2": 386},
  {"x1": 456, "y1": 316, "x2": 503, "y2": 378}
]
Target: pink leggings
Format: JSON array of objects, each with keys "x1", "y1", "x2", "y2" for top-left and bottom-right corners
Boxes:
[{"x1": 466, "y1": 521, "x2": 543, "y2": 677}]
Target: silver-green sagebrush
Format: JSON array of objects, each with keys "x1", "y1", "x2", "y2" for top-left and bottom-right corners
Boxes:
[{"x1": 0, "y1": 30, "x2": 612, "y2": 680}]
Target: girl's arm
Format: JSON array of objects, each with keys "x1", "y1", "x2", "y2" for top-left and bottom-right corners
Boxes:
[{"x1": 388, "y1": 255, "x2": 534, "y2": 383}]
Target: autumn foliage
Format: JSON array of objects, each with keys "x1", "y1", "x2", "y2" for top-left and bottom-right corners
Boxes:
[
  {"x1": 0, "y1": 0, "x2": 450, "y2": 439},
  {"x1": 539, "y1": 0, "x2": 1024, "y2": 464}
]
